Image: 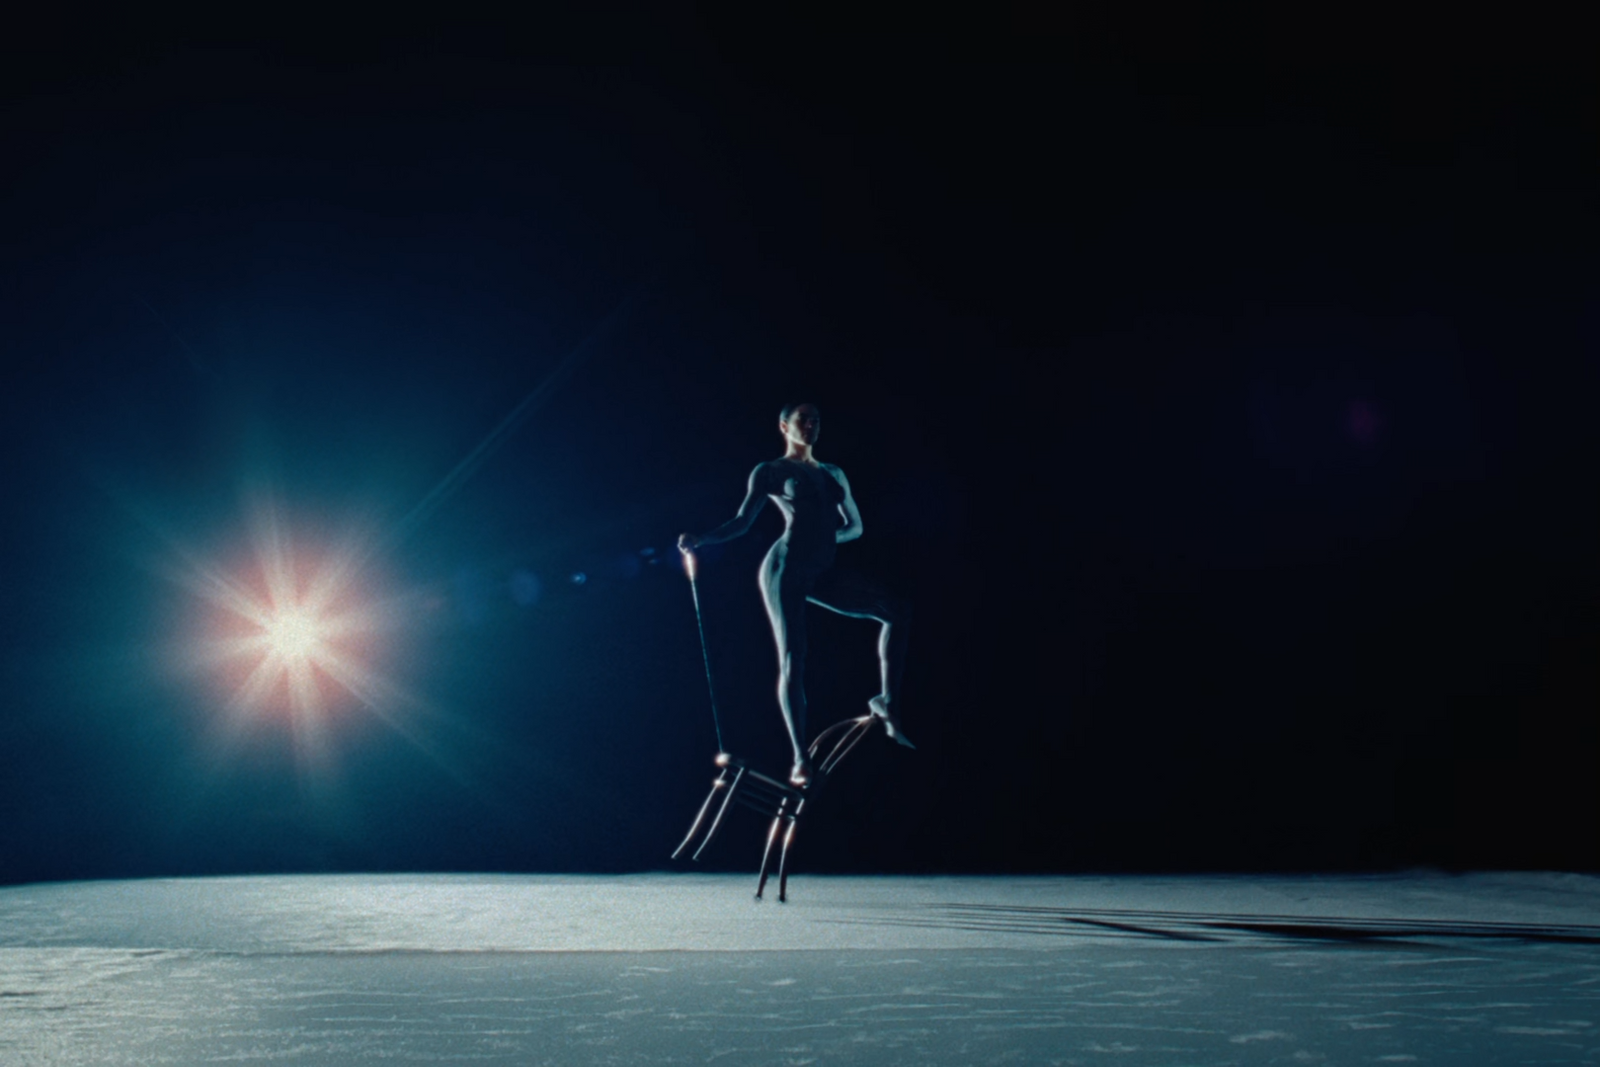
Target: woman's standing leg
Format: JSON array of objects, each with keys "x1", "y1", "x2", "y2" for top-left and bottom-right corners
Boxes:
[
  {"x1": 807, "y1": 569, "x2": 914, "y2": 747},
  {"x1": 760, "y1": 544, "x2": 816, "y2": 782}
]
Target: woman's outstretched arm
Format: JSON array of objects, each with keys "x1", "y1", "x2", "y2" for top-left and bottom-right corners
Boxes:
[
  {"x1": 680, "y1": 463, "x2": 771, "y2": 550},
  {"x1": 828, "y1": 464, "x2": 863, "y2": 543}
]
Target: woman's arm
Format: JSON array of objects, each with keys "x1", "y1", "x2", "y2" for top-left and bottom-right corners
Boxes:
[
  {"x1": 828, "y1": 465, "x2": 863, "y2": 543},
  {"x1": 680, "y1": 463, "x2": 771, "y2": 550}
]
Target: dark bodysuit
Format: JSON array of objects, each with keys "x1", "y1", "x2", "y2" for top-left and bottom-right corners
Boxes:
[{"x1": 704, "y1": 458, "x2": 908, "y2": 760}]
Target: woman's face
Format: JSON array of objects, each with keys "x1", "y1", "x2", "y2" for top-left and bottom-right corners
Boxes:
[{"x1": 781, "y1": 405, "x2": 821, "y2": 447}]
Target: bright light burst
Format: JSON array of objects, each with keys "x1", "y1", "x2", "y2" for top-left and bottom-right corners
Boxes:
[
  {"x1": 265, "y1": 606, "x2": 322, "y2": 662},
  {"x1": 162, "y1": 491, "x2": 420, "y2": 757},
  {"x1": 229, "y1": 581, "x2": 359, "y2": 721}
]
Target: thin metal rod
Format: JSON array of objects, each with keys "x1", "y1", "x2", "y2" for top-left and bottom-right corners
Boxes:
[{"x1": 685, "y1": 559, "x2": 725, "y2": 754}]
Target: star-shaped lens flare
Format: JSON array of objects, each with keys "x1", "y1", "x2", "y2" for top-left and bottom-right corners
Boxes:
[
  {"x1": 223, "y1": 570, "x2": 363, "y2": 722},
  {"x1": 161, "y1": 492, "x2": 421, "y2": 761}
]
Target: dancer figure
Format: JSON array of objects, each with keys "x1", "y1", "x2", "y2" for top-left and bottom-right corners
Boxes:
[{"x1": 679, "y1": 402, "x2": 912, "y2": 787}]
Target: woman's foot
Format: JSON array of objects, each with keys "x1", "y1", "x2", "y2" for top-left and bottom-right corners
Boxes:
[
  {"x1": 789, "y1": 756, "x2": 814, "y2": 788},
  {"x1": 869, "y1": 695, "x2": 916, "y2": 749}
]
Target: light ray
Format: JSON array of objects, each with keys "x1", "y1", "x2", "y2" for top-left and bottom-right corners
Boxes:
[{"x1": 390, "y1": 287, "x2": 643, "y2": 546}]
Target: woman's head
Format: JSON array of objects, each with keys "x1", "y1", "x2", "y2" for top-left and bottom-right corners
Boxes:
[{"x1": 778, "y1": 402, "x2": 821, "y2": 447}]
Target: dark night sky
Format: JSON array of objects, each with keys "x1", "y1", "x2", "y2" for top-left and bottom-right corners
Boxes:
[{"x1": 1, "y1": 14, "x2": 1594, "y2": 884}]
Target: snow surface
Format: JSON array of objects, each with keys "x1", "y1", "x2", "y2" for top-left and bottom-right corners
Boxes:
[{"x1": 1, "y1": 872, "x2": 1598, "y2": 1064}]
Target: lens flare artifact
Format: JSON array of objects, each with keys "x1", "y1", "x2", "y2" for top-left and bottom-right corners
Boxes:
[{"x1": 157, "y1": 492, "x2": 425, "y2": 764}]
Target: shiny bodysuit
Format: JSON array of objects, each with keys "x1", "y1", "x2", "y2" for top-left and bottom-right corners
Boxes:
[{"x1": 695, "y1": 458, "x2": 909, "y2": 773}]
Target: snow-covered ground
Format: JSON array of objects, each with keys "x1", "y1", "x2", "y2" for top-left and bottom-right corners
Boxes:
[{"x1": 2, "y1": 872, "x2": 1597, "y2": 1064}]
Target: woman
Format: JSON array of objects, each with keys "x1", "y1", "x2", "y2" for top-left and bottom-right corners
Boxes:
[{"x1": 679, "y1": 402, "x2": 912, "y2": 787}]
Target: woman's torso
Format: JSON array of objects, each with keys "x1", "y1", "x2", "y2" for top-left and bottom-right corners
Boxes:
[{"x1": 766, "y1": 459, "x2": 844, "y2": 569}]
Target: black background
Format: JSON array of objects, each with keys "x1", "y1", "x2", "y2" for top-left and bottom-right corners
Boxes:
[{"x1": 1, "y1": 11, "x2": 1593, "y2": 883}]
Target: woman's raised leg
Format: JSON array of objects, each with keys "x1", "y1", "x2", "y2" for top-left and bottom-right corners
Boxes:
[{"x1": 807, "y1": 569, "x2": 913, "y2": 747}]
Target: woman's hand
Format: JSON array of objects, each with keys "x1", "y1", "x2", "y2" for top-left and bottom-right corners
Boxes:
[{"x1": 677, "y1": 532, "x2": 700, "y2": 553}]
